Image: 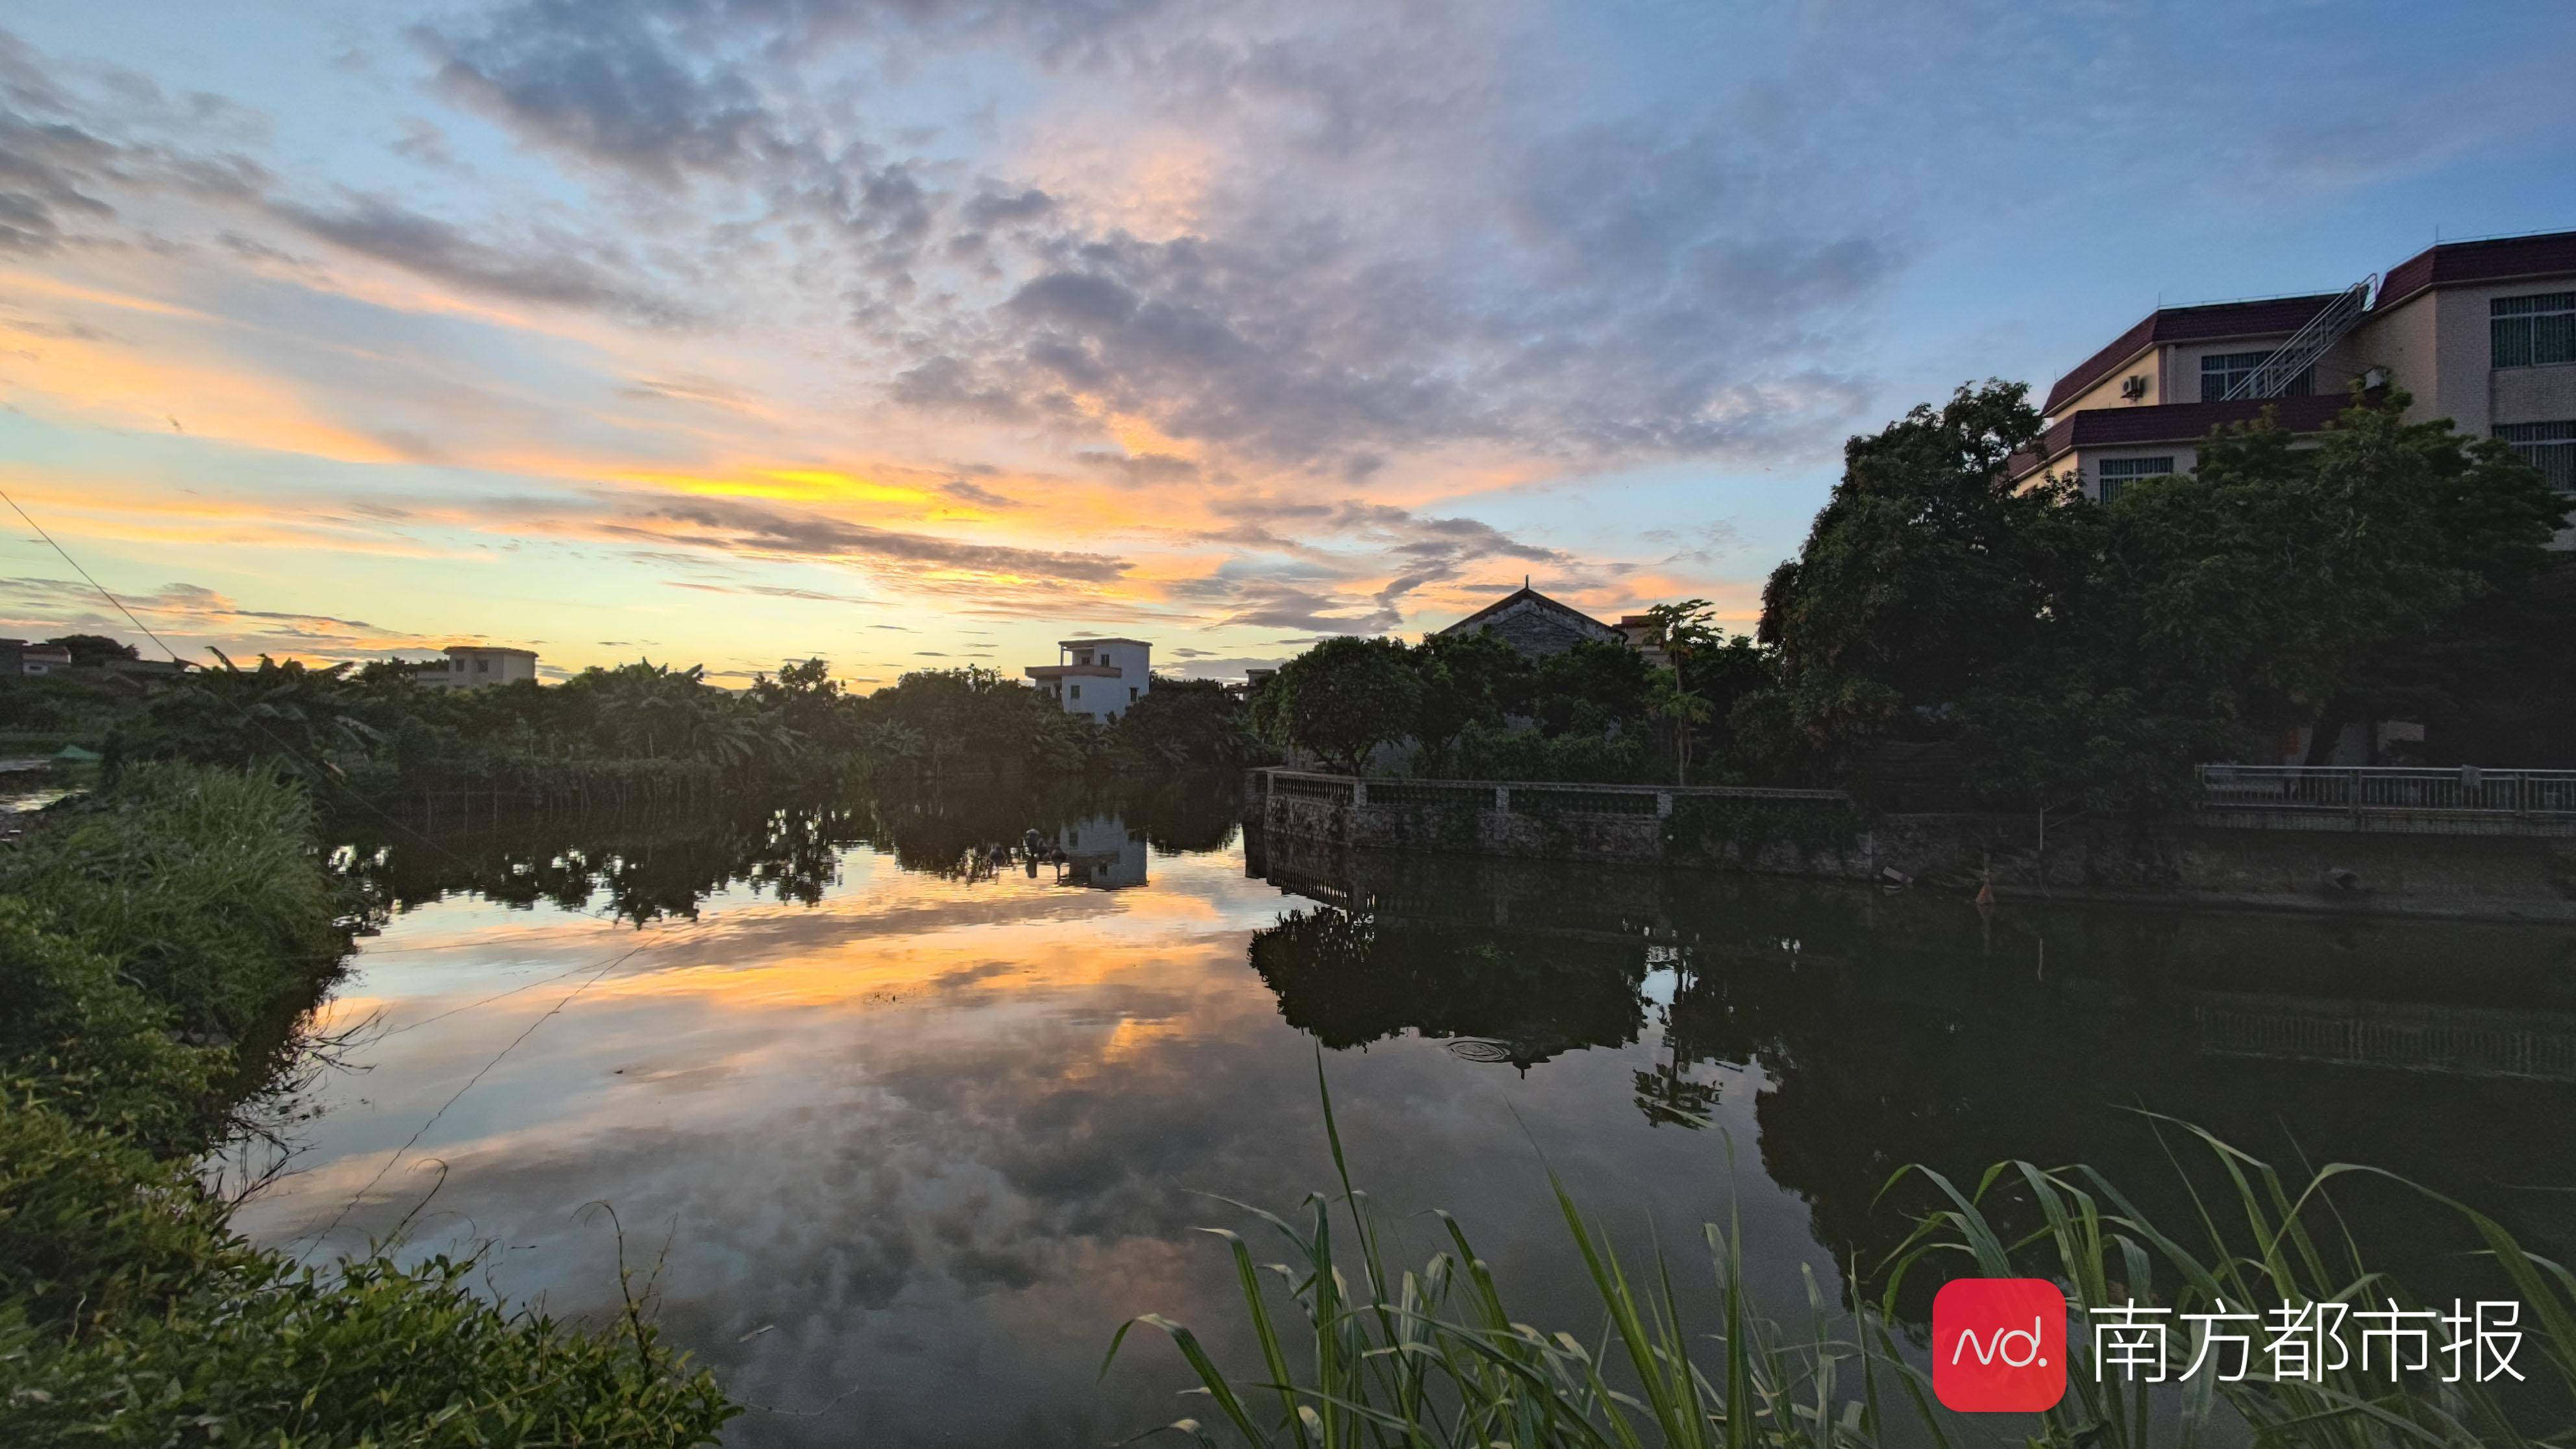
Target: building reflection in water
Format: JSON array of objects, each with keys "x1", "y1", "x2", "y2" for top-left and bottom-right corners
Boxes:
[{"x1": 1054, "y1": 815, "x2": 1149, "y2": 889}]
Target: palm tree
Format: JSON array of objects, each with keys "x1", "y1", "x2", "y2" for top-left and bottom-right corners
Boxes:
[{"x1": 1646, "y1": 670, "x2": 1713, "y2": 785}]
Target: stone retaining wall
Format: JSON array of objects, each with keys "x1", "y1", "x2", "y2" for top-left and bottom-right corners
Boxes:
[{"x1": 1248, "y1": 773, "x2": 2576, "y2": 923}]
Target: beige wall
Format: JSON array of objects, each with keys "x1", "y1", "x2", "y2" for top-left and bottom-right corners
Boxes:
[
  {"x1": 2054, "y1": 351, "x2": 2159, "y2": 415},
  {"x1": 2166, "y1": 336, "x2": 2292, "y2": 401},
  {"x1": 2353, "y1": 280, "x2": 2576, "y2": 434},
  {"x1": 2070, "y1": 443, "x2": 2201, "y2": 502},
  {"x1": 2492, "y1": 357, "x2": 2576, "y2": 429}
]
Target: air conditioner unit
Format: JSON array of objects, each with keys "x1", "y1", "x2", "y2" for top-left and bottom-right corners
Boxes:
[{"x1": 2120, "y1": 375, "x2": 2148, "y2": 401}]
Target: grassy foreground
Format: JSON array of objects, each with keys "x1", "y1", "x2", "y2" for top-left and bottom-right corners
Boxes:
[
  {"x1": 1111, "y1": 1066, "x2": 2576, "y2": 1448},
  {"x1": 0, "y1": 765, "x2": 734, "y2": 1446}
]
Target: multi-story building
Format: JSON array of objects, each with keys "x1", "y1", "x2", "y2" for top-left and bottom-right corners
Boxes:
[
  {"x1": 1024, "y1": 638, "x2": 1151, "y2": 723},
  {"x1": 417, "y1": 644, "x2": 539, "y2": 688},
  {"x1": 2009, "y1": 230, "x2": 2576, "y2": 515}
]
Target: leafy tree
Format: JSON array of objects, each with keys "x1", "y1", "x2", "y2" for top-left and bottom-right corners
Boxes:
[
  {"x1": 1754, "y1": 381, "x2": 2566, "y2": 808},
  {"x1": 1638, "y1": 601, "x2": 1722, "y2": 782},
  {"x1": 1262, "y1": 636, "x2": 1422, "y2": 775},
  {"x1": 1408, "y1": 629, "x2": 1530, "y2": 771},
  {"x1": 1528, "y1": 639, "x2": 1652, "y2": 738},
  {"x1": 1113, "y1": 676, "x2": 1245, "y2": 771},
  {"x1": 1754, "y1": 380, "x2": 2070, "y2": 760},
  {"x1": 45, "y1": 633, "x2": 138, "y2": 666}
]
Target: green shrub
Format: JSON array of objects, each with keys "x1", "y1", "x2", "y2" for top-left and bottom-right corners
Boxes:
[
  {"x1": 0, "y1": 762, "x2": 736, "y2": 1446},
  {"x1": 0, "y1": 1093, "x2": 735, "y2": 1447},
  {"x1": 0, "y1": 764, "x2": 343, "y2": 1049},
  {"x1": 0, "y1": 906, "x2": 223, "y2": 1154},
  {"x1": 0, "y1": 1088, "x2": 247, "y2": 1335}
]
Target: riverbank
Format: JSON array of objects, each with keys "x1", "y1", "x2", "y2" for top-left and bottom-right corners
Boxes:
[
  {"x1": 1248, "y1": 768, "x2": 2576, "y2": 922},
  {"x1": 0, "y1": 764, "x2": 732, "y2": 1446}
]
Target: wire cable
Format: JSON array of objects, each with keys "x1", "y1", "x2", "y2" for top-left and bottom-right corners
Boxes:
[{"x1": 0, "y1": 485, "x2": 188, "y2": 663}]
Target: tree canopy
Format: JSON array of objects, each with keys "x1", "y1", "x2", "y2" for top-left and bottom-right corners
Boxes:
[{"x1": 1746, "y1": 382, "x2": 2570, "y2": 808}]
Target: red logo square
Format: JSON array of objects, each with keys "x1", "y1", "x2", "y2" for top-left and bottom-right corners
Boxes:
[{"x1": 1932, "y1": 1278, "x2": 2067, "y2": 1413}]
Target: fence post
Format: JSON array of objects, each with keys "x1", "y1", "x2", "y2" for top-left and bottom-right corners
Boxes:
[
  {"x1": 1352, "y1": 779, "x2": 1368, "y2": 807},
  {"x1": 1494, "y1": 786, "x2": 1511, "y2": 813},
  {"x1": 1656, "y1": 790, "x2": 1673, "y2": 818}
]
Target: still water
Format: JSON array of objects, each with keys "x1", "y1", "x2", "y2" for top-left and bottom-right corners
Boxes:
[{"x1": 231, "y1": 778, "x2": 2576, "y2": 1444}]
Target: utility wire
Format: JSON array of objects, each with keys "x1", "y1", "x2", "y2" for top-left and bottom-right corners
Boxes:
[
  {"x1": 290, "y1": 930, "x2": 685, "y2": 1261},
  {"x1": 0, "y1": 485, "x2": 482, "y2": 865},
  {"x1": 0, "y1": 485, "x2": 188, "y2": 664}
]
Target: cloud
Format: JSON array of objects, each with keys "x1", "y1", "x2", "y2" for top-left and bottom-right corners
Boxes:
[
  {"x1": 418, "y1": 3, "x2": 776, "y2": 185},
  {"x1": 665, "y1": 580, "x2": 878, "y2": 605},
  {"x1": 399, "y1": 0, "x2": 1896, "y2": 481},
  {"x1": 613, "y1": 495, "x2": 1132, "y2": 585},
  {"x1": 266, "y1": 194, "x2": 691, "y2": 324},
  {"x1": 1077, "y1": 449, "x2": 1198, "y2": 483},
  {"x1": 0, "y1": 575, "x2": 425, "y2": 660},
  {"x1": 938, "y1": 478, "x2": 1023, "y2": 509}
]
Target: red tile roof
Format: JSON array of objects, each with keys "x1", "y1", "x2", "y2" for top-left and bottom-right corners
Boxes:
[
  {"x1": 2377, "y1": 230, "x2": 2576, "y2": 312},
  {"x1": 2040, "y1": 293, "x2": 2345, "y2": 416}
]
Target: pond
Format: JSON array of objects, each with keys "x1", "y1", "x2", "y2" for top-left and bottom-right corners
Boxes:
[{"x1": 227, "y1": 778, "x2": 2576, "y2": 1444}]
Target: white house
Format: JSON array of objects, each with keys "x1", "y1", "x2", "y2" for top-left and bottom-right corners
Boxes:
[
  {"x1": 1055, "y1": 815, "x2": 1148, "y2": 889},
  {"x1": 419, "y1": 645, "x2": 539, "y2": 689},
  {"x1": 1024, "y1": 638, "x2": 1150, "y2": 723}
]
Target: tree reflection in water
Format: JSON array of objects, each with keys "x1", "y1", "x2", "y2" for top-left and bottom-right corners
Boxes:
[
  {"x1": 332, "y1": 773, "x2": 1245, "y2": 928},
  {"x1": 1242, "y1": 836, "x2": 2576, "y2": 1315}
]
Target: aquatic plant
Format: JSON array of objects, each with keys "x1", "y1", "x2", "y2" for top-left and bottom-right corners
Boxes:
[{"x1": 1109, "y1": 1062, "x2": 2576, "y2": 1446}]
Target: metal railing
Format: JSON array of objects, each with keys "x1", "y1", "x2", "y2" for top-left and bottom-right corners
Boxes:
[
  {"x1": 1252, "y1": 769, "x2": 1848, "y2": 817},
  {"x1": 2223, "y1": 278, "x2": 2373, "y2": 401},
  {"x1": 2197, "y1": 764, "x2": 2576, "y2": 819}
]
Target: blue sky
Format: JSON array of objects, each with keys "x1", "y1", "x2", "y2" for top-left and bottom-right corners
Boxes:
[{"x1": 1, "y1": 1, "x2": 2571, "y2": 683}]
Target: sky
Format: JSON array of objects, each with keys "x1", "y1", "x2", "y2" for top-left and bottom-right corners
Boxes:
[{"x1": 3, "y1": 1, "x2": 2573, "y2": 686}]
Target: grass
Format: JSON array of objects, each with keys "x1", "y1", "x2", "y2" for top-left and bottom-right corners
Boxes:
[
  {"x1": 1108, "y1": 1059, "x2": 2576, "y2": 1448},
  {"x1": 0, "y1": 763, "x2": 736, "y2": 1446}
]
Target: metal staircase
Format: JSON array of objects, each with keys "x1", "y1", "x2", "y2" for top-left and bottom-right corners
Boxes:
[{"x1": 2222, "y1": 276, "x2": 2376, "y2": 401}]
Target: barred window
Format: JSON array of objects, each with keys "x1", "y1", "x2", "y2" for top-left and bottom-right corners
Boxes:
[
  {"x1": 2497, "y1": 421, "x2": 2576, "y2": 491},
  {"x1": 2492, "y1": 291, "x2": 2576, "y2": 368},
  {"x1": 2201, "y1": 350, "x2": 2309, "y2": 401},
  {"x1": 2096, "y1": 454, "x2": 2174, "y2": 504}
]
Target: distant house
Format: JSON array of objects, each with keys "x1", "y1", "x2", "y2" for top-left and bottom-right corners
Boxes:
[
  {"x1": 1614, "y1": 613, "x2": 1669, "y2": 668},
  {"x1": 1025, "y1": 638, "x2": 1151, "y2": 723},
  {"x1": 418, "y1": 645, "x2": 539, "y2": 689},
  {"x1": 6, "y1": 643, "x2": 72, "y2": 677},
  {"x1": 1435, "y1": 586, "x2": 1626, "y2": 657}
]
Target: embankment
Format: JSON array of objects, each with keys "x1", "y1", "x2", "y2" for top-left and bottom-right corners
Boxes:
[
  {"x1": 0, "y1": 764, "x2": 733, "y2": 1447},
  {"x1": 1246, "y1": 769, "x2": 2576, "y2": 923}
]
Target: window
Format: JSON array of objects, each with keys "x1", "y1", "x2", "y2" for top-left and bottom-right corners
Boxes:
[
  {"x1": 2497, "y1": 421, "x2": 2576, "y2": 491},
  {"x1": 1128, "y1": 686, "x2": 1138, "y2": 701},
  {"x1": 2201, "y1": 350, "x2": 2308, "y2": 401},
  {"x1": 2095, "y1": 455, "x2": 2174, "y2": 504},
  {"x1": 1069, "y1": 684, "x2": 1081, "y2": 700},
  {"x1": 2493, "y1": 292, "x2": 2576, "y2": 369},
  {"x1": 474, "y1": 658, "x2": 489, "y2": 673}
]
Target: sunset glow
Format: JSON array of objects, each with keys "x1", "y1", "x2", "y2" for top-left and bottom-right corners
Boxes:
[{"x1": 3, "y1": 5, "x2": 2570, "y2": 682}]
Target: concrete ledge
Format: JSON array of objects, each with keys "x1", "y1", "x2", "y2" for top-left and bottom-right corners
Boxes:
[{"x1": 1248, "y1": 780, "x2": 2576, "y2": 923}]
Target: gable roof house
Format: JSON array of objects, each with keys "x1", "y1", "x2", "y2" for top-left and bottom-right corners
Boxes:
[{"x1": 1434, "y1": 586, "x2": 1626, "y2": 656}]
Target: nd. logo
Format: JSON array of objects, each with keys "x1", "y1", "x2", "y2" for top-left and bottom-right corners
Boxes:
[{"x1": 1932, "y1": 1278, "x2": 2068, "y2": 1412}]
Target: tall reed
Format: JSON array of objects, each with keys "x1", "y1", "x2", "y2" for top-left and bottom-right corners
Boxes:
[{"x1": 1109, "y1": 1062, "x2": 2576, "y2": 1447}]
